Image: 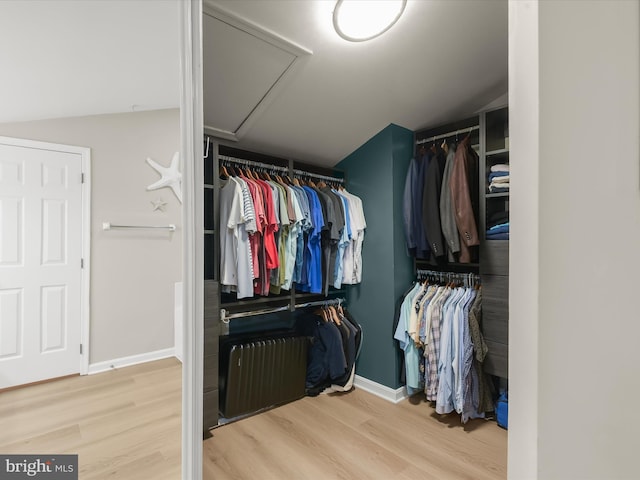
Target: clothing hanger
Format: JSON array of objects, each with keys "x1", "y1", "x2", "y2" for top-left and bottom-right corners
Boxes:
[
  {"x1": 441, "y1": 137, "x2": 449, "y2": 154},
  {"x1": 307, "y1": 176, "x2": 317, "y2": 188},
  {"x1": 220, "y1": 162, "x2": 229, "y2": 179},
  {"x1": 329, "y1": 306, "x2": 341, "y2": 325}
]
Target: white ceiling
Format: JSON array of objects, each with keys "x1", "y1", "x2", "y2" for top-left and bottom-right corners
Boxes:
[
  {"x1": 0, "y1": 0, "x2": 507, "y2": 168},
  {"x1": 204, "y1": 0, "x2": 508, "y2": 166},
  {"x1": 0, "y1": 0, "x2": 180, "y2": 123}
]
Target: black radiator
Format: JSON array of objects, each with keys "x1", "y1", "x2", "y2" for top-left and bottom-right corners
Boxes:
[{"x1": 219, "y1": 334, "x2": 308, "y2": 419}]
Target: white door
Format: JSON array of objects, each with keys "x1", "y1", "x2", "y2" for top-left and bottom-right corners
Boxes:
[{"x1": 0, "y1": 138, "x2": 87, "y2": 389}]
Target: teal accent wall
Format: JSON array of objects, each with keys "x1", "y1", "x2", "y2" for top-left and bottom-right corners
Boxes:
[{"x1": 337, "y1": 124, "x2": 413, "y2": 389}]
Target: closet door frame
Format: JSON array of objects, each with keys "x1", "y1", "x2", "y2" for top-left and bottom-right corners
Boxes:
[{"x1": 179, "y1": 0, "x2": 204, "y2": 479}]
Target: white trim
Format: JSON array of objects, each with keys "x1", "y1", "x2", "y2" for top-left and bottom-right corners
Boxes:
[
  {"x1": 80, "y1": 147, "x2": 91, "y2": 376},
  {"x1": 174, "y1": 282, "x2": 183, "y2": 363},
  {"x1": 87, "y1": 348, "x2": 175, "y2": 375},
  {"x1": 354, "y1": 375, "x2": 409, "y2": 404},
  {"x1": 180, "y1": 1, "x2": 204, "y2": 479},
  {"x1": 0, "y1": 136, "x2": 91, "y2": 378},
  {"x1": 202, "y1": 1, "x2": 312, "y2": 57}
]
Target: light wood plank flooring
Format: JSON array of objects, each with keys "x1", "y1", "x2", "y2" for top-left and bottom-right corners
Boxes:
[
  {"x1": 205, "y1": 388, "x2": 507, "y2": 480},
  {"x1": 1, "y1": 359, "x2": 507, "y2": 480},
  {"x1": 0, "y1": 357, "x2": 181, "y2": 480}
]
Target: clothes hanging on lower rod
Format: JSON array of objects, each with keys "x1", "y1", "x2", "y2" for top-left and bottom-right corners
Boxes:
[
  {"x1": 218, "y1": 157, "x2": 366, "y2": 299},
  {"x1": 394, "y1": 274, "x2": 493, "y2": 423},
  {"x1": 294, "y1": 303, "x2": 362, "y2": 397}
]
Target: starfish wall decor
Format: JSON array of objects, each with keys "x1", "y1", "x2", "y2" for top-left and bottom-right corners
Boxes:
[{"x1": 146, "y1": 151, "x2": 182, "y2": 203}]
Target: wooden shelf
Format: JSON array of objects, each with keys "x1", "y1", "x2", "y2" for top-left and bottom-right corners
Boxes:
[{"x1": 486, "y1": 192, "x2": 509, "y2": 198}]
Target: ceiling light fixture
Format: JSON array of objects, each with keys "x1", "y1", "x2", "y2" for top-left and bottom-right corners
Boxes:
[{"x1": 333, "y1": 0, "x2": 407, "y2": 42}]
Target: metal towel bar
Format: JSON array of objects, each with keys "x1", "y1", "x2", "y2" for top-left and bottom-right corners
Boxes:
[{"x1": 102, "y1": 222, "x2": 176, "y2": 232}]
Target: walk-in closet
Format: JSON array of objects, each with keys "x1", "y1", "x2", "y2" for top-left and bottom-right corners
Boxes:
[{"x1": 196, "y1": 0, "x2": 511, "y2": 477}]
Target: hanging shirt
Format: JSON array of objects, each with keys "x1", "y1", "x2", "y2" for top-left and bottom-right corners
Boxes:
[
  {"x1": 291, "y1": 186, "x2": 311, "y2": 285},
  {"x1": 300, "y1": 186, "x2": 324, "y2": 294},
  {"x1": 440, "y1": 145, "x2": 460, "y2": 262},
  {"x1": 425, "y1": 286, "x2": 455, "y2": 401},
  {"x1": 219, "y1": 177, "x2": 244, "y2": 288},
  {"x1": 234, "y1": 177, "x2": 256, "y2": 299},
  {"x1": 321, "y1": 186, "x2": 344, "y2": 293},
  {"x1": 422, "y1": 149, "x2": 447, "y2": 259},
  {"x1": 281, "y1": 186, "x2": 303, "y2": 291},
  {"x1": 454, "y1": 288, "x2": 476, "y2": 412},
  {"x1": 402, "y1": 155, "x2": 431, "y2": 258},
  {"x1": 436, "y1": 287, "x2": 467, "y2": 414},
  {"x1": 241, "y1": 176, "x2": 264, "y2": 278},
  {"x1": 255, "y1": 179, "x2": 279, "y2": 272},
  {"x1": 393, "y1": 283, "x2": 423, "y2": 393},
  {"x1": 450, "y1": 137, "x2": 480, "y2": 263},
  {"x1": 333, "y1": 191, "x2": 351, "y2": 289},
  {"x1": 341, "y1": 190, "x2": 366, "y2": 285}
]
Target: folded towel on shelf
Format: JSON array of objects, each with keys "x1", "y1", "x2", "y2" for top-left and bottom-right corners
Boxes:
[
  {"x1": 490, "y1": 164, "x2": 510, "y2": 173},
  {"x1": 486, "y1": 231, "x2": 509, "y2": 240},
  {"x1": 489, "y1": 182, "x2": 510, "y2": 193},
  {"x1": 488, "y1": 171, "x2": 509, "y2": 181},
  {"x1": 487, "y1": 223, "x2": 509, "y2": 234},
  {"x1": 490, "y1": 175, "x2": 510, "y2": 184}
]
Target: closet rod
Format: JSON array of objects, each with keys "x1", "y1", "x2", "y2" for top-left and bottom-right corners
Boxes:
[
  {"x1": 220, "y1": 297, "x2": 346, "y2": 323},
  {"x1": 219, "y1": 154, "x2": 289, "y2": 173},
  {"x1": 221, "y1": 305, "x2": 290, "y2": 323},
  {"x1": 416, "y1": 125, "x2": 479, "y2": 145},
  {"x1": 292, "y1": 169, "x2": 344, "y2": 184},
  {"x1": 294, "y1": 297, "x2": 346, "y2": 309},
  {"x1": 417, "y1": 269, "x2": 480, "y2": 284}
]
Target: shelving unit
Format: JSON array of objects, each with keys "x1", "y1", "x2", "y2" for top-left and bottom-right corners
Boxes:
[
  {"x1": 479, "y1": 106, "x2": 509, "y2": 379},
  {"x1": 412, "y1": 107, "x2": 509, "y2": 380}
]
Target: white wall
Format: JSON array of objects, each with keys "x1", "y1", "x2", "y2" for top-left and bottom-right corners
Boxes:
[
  {"x1": 509, "y1": 1, "x2": 640, "y2": 478},
  {"x1": 0, "y1": 109, "x2": 182, "y2": 365}
]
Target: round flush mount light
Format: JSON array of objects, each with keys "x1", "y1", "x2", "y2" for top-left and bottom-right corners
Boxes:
[{"x1": 333, "y1": 0, "x2": 407, "y2": 42}]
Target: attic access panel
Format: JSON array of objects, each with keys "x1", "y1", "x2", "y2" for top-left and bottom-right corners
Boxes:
[{"x1": 203, "y1": 3, "x2": 312, "y2": 142}]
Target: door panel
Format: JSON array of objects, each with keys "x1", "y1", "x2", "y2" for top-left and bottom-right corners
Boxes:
[
  {"x1": 41, "y1": 285, "x2": 66, "y2": 352},
  {"x1": 0, "y1": 141, "x2": 84, "y2": 388},
  {"x1": 42, "y1": 199, "x2": 67, "y2": 265},
  {"x1": 0, "y1": 198, "x2": 23, "y2": 265},
  {"x1": 0, "y1": 288, "x2": 22, "y2": 359}
]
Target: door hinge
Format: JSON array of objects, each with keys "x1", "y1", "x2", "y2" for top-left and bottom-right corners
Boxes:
[
  {"x1": 81, "y1": 173, "x2": 85, "y2": 184},
  {"x1": 80, "y1": 344, "x2": 83, "y2": 354},
  {"x1": 81, "y1": 258, "x2": 84, "y2": 269}
]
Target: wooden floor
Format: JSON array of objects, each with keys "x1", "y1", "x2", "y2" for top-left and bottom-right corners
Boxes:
[
  {"x1": 205, "y1": 388, "x2": 507, "y2": 480},
  {"x1": 1, "y1": 359, "x2": 507, "y2": 480},
  {"x1": 0, "y1": 357, "x2": 181, "y2": 480}
]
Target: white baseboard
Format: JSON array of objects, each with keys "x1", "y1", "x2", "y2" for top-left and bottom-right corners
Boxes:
[
  {"x1": 354, "y1": 375, "x2": 408, "y2": 404},
  {"x1": 88, "y1": 347, "x2": 176, "y2": 375}
]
